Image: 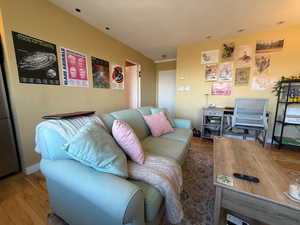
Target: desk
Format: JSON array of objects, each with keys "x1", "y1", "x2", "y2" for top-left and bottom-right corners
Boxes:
[
  {"x1": 213, "y1": 137, "x2": 300, "y2": 225},
  {"x1": 201, "y1": 107, "x2": 269, "y2": 140}
]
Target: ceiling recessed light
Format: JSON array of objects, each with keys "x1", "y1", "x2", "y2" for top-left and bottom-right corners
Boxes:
[
  {"x1": 205, "y1": 35, "x2": 212, "y2": 39},
  {"x1": 75, "y1": 8, "x2": 81, "y2": 13},
  {"x1": 105, "y1": 27, "x2": 111, "y2": 31},
  {"x1": 237, "y1": 29, "x2": 245, "y2": 33},
  {"x1": 277, "y1": 21, "x2": 285, "y2": 25}
]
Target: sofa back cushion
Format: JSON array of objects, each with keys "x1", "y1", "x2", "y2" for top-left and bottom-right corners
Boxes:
[
  {"x1": 98, "y1": 113, "x2": 115, "y2": 132},
  {"x1": 110, "y1": 109, "x2": 149, "y2": 140}
]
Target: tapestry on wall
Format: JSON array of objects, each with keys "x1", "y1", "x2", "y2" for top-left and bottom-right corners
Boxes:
[
  {"x1": 255, "y1": 55, "x2": 271, "y2": 75},
  {"x1": 91, "y1": 57, "x2": 110, "y2": 88},
  {"x1": 256, "y1": 40, "x2": 284, "y2": 53},
  {"x1": 235, "y1": 67, "x2": 250, "y2": 86},
  {"x1": 221, "y1": 42, "x2": 235, "y2": 60},
  {"x1": 60, "y1": 47, "x2": 88, "y2": 87},
  {"x1": 205, "y1": 64, "x2": 218, "y2": 81},
  {"x1": 12, "y1": 31, "x2": 60, "y2": 85},
  {"x1": 201, "y1": 50, "x2": 219, "y2": 64},
  {"x1": 236, "y1": 45, "x2": 252, "y2": 66},
  {"x1": 111, "y1": 64, "x2": 124, "y2": 89},
  {"x1": 219, "y1": 62, "x2": 233, "y2": 81},
  {"x1": 211, "y1": 83, "x2": 232, "y2": 96}
]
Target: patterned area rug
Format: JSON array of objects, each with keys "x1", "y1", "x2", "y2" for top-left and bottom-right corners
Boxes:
[{"x1": 161, "y1": 148, "x2": 215, "y2": 225}]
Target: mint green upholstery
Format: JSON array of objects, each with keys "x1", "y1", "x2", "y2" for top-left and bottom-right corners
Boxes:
[
  {"x1": 173, "y1": 119, "x2": 192, "y2": 129},
  {"x1": 37, "y1": 107, "x2": 192, "y2": 225},
  {"x1": 160, "y1": 128, "x2": 193, "y2": 144},
  {"x1": 62, "y1": 122, "x2": 128, "y2": 177},
  {"x1": 131, "y1": 180, "x2": 163, "y2": 222},
  {"x1": 111, "y1": 109, "x2": 150, "y2": 140},
  {"x1": 99, "y1": 113, "x2": 115, "y2": 132},
  {"x1": 137, "y1": 106, "x2": 152, "y2": 116},
  {"x1": 142, "y1": 137, "x2": 187, "y2": 164}
]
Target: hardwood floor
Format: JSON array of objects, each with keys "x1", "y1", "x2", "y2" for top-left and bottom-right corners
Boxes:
[{"x1": 0, "y1": 137, "x2": 299, "y2": 225}]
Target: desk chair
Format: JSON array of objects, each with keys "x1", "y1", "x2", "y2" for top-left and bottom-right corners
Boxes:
[{"x1": 232, "y1": 98, "x2": 269, "y2": 146}]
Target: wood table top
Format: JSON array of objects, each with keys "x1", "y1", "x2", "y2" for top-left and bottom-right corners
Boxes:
[{"x1": 213, "y1": 136, "x2": 300, "y2": 211}]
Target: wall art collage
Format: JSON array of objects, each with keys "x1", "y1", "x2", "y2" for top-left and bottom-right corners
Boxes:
[
  {"x1": 11, "y1": 31, "x2": 125, "y2": 89},
  {"x1": 201, "y1": 39, "x2": 284, "y2": 95}
]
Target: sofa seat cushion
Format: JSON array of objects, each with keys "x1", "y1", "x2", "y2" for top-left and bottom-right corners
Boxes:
[
  {"x1": 159, "y1": 128, "x2": 193, "y2": 144},
  {"x1": 142, "y1": 137, "x2": 187, "y2": 164},
  {"x1": 130, "y1": 180, "x2": 163, "y2": 222}
]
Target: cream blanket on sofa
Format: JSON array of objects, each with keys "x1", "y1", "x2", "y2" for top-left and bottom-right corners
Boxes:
[{"x1": 35, "y1": 116, "x2": 183, "y2": 224}]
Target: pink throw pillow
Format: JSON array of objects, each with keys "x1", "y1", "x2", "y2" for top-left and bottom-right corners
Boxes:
[
  {"x1": 112, "y1": 120, "x2": 145, "y2": 164},
  {"x1": 143, "y1": 112, "x2": 174, "y2": 137}
]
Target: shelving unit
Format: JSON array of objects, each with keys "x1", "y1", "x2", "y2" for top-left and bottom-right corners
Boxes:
[
  {"x1": 201, "y1": 108, "x2": 224, "y2": 139},
  {"x1": 271, "y1": 79, "x2": 300, "y2": 150}
]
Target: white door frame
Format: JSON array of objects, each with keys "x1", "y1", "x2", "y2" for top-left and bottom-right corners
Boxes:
[{"x1": 125, "y1": 60, "x2": 141, "y2": 108}]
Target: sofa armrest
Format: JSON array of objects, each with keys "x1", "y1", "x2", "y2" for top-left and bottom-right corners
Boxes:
[
  {"x1": 40, "y1": 159, "x2": 145, "y2": 225},
  {"x1": 173, "y1": 118, "x2": 192, "y2": 129}
]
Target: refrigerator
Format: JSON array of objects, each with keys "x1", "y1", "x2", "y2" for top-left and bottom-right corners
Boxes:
[{"x1": 0, "y1": 43, "x2": 20, "y2": 178}]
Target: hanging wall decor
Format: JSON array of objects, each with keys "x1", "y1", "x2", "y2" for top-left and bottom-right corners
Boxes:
[
  {"x1": 236, "y1": 45, "x2": 252, "y2": 66},
  {"x1": 201, "y1": 50, "x2": 219, "y2": 64},
  {"x1": 255, "y1": 55, "x2": 271, "y2": 75},
  {"x1": 219, "y1": 62, "x2": 233, "y2": 81},
  {"x1": 60, "y1": 47, "x2": 88, "y2": 87},
  {"x1": 111, "y1": 64, "x2": 124, "y2": 89},
  {"x1": 205, "y1": 64, "x2": 218, "y2": 81},
  {"x1": 91, "y1": 57, "x2": 110, "y2": 88},
  {"x1": 235, "y1": 67, "x2": 250, "y2": 86},
  {"x1": 12, "y1": 31, "x2": 60, "y2": 85},
  {"x1": 256, "y1": 40, "x2": 284, "y2": 53},
  {"x1": 212, "y1": 83, "x2": 232, "y2": 96},
  {"x1": 222, "y1": 42, "x2": 235, "y2": 60}
]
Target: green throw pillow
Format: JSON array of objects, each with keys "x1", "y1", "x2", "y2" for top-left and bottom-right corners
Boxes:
[
  {"x1": 150, "y1": 107, "x2": 175, "y2": 127},
  {"x1": 62, "y1": 121, "x2": 128, "y2": 177}
]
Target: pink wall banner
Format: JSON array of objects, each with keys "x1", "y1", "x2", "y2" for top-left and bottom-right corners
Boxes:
[
  {"x1": 212, "y1": 83, "x2": 232, "y2": 96},
  {"x1": 61, "y1": 47, "x2": 88, "y2": 87},
  {"x1": 111, "y1": 64, "x2": 124, "y2": 89}
]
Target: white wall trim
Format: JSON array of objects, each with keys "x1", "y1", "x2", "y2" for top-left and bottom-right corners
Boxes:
[
  {"x1": 25, "y1": 163, "x2": 40, "y2": 175},
  {"x1": 154, "y1": 58, "x2": 176, "y2": 63}
]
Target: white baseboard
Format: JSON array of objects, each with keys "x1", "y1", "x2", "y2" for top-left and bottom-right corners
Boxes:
[{"x1": 25, "y1": 163, "x2": 40, "y2": 175}]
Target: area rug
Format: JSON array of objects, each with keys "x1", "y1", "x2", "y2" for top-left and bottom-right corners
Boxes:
[{"x1": 160, "y1": 147, "x2": 215, "y2": 225}]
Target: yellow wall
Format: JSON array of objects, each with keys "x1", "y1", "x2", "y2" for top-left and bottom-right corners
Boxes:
[
  {"x1": 176, "y1": 25, "x2": 300, "y2": 137},
  {"x1": 156, "y1": 61, "x2": 176, "y2": 71},
  {"x1": 0, "y1": 0, "x2": 156, "y2": 168}
]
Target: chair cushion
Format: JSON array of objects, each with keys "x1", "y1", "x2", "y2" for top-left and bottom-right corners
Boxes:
[
  {"x1": 130, "y1": 180, "x2": 163, "y2": 222},
  {"x1": 143, "y1": 112, "x2": 174, "y2": 137},
  {"x1": 112, "y1": 120, "x2": 145, "y2": 165},
  {"x1": 160, "y1": 128, "x2": 193, "y2": 144},
  {"x1": 110, "y1": 109, "x2": 150, "y2": 140},
  {"x1": 150, "y1": 107, "x2": 175, "y2": 127},
  {"x1": 62, "y1": 121, "x2": 128, "y2": 177},
  {"x1": 142, "y1": 137, "x2": 187, "y2": 164}
]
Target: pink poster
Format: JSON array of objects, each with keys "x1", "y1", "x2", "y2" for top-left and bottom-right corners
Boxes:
[
  {"x1": 212, "y1": 83, "x2": 232, "y2": 96},
  {"x1": 61, "y1": 47, "x2": 88, "y2": 87}
]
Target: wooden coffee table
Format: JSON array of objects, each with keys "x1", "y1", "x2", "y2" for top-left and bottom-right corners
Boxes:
[{"x1": 213, "y1": 136, "x2": 300, "y2": 225}]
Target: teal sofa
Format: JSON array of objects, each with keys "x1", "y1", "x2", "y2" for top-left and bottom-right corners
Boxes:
[{"x1": 38, "y1": 106, "x2": 192, "y2": 225}]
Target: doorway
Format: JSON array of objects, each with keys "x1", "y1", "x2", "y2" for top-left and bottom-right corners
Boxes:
[
  {"x1": 125, "y1": 61, "x2": 141, "y2": 109},
  {"x1": 158, "y1": 70, "x2": 176, "y2": 117}
]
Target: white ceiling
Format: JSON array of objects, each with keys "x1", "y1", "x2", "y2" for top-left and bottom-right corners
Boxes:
[{"x1": 48, "y1": 0, "x2": 300, "y2": 61}]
